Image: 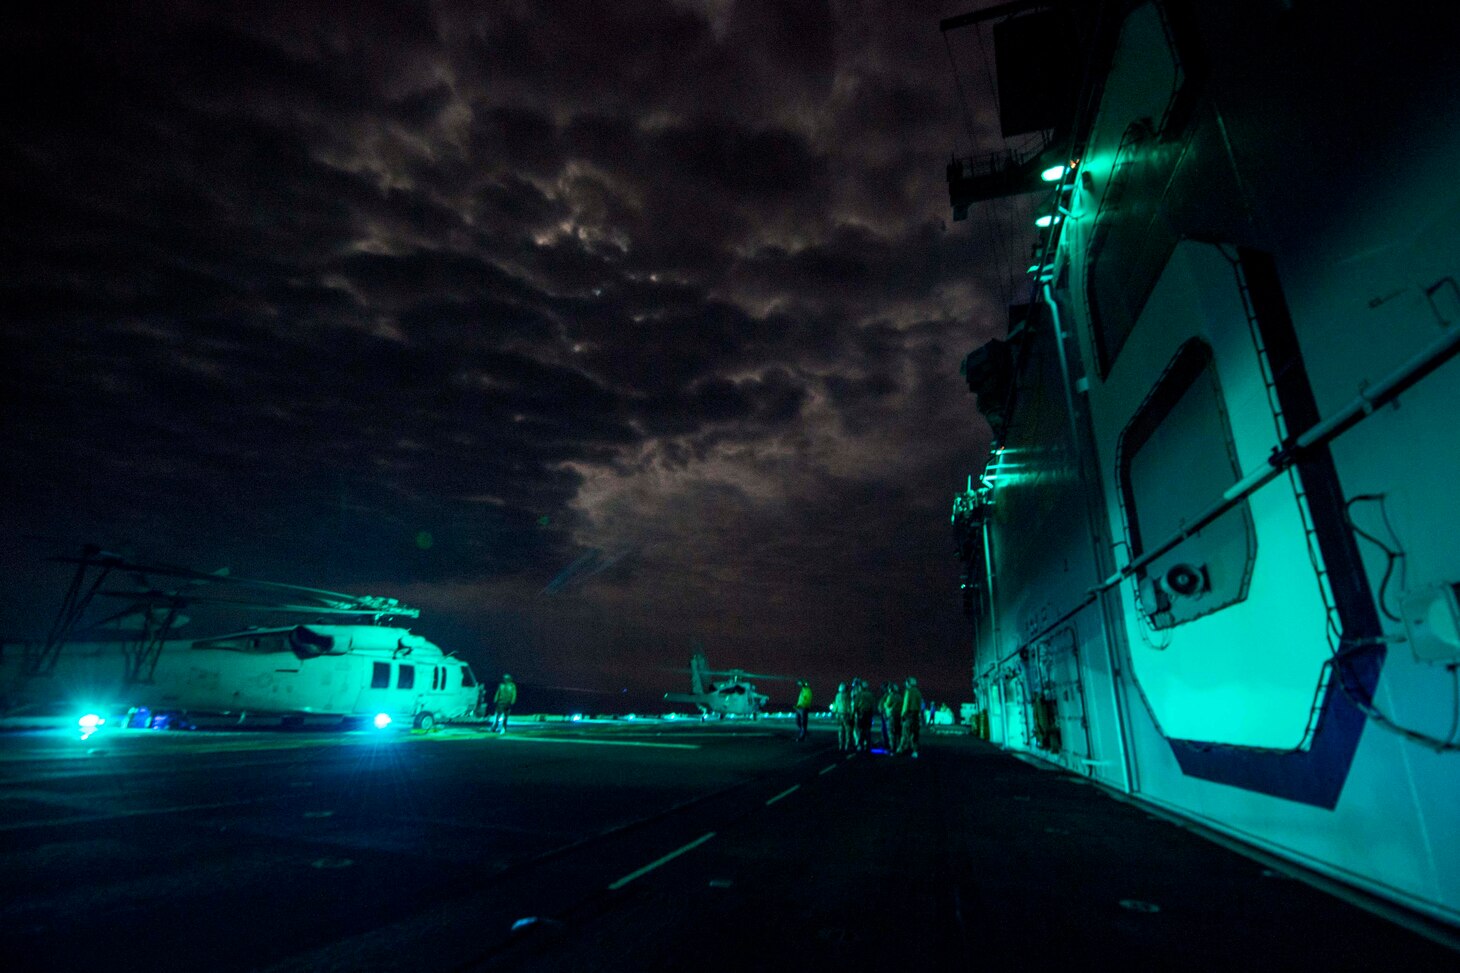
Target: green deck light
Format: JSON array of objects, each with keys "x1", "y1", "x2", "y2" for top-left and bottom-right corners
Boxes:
[
  {"x1": 1035, "y1": 214, "x2": 1062, "y2": 228},
  {"x1": 1040, "y1": 164, "x2": 1067, "y2": 182}
]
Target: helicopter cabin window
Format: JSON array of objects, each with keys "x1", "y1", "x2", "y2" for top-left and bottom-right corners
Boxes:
[
  {"x1": 440, "y1": 667, "x2": 451, "y2": 690},
  {"x1": 431, "y1": 667, "x2": 438, "y2": 690},
  {"x1": 398, "y1": 664, "x2": 415, "y2": 689},
  {"x1": 371, "y1": 662, "x2": 390, "y2": 689},
  {"x1": 461, "y1": 667, "x2": 477, "y2": 688}
]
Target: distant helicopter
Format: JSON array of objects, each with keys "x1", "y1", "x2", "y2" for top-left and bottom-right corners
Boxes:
[
  {"x1": 662, "y1": 651, "x2": 790, "y2": 719},
  {"x1": 0, "y1": 546, "x2": 480, "y2": 730}
]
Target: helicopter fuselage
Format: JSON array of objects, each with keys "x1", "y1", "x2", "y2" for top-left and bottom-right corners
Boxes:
[
  {"x1": 664, "y1": 678, "x2": 769, "y2": 717},
  {"x1": 1, "y1": 624, "x2": 480, "y2": 726}
]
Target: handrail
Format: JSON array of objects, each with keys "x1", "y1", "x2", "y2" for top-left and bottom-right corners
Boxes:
[{"x1": 991, "y1": 318, "x2": 1460, "y2": 666}]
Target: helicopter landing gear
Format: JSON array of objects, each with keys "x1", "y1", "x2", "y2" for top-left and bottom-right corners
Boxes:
[{"x1": 413, "y1": 711, "x2": 436, "y2": 731}]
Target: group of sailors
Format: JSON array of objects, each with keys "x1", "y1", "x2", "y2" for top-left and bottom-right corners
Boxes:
[{"x1": 793, "y1": 677, "x2": 924, "y2": 758}]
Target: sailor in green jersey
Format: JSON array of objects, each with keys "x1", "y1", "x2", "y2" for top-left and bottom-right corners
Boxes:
[
  {"x1": 899, "y1": 676, "x2": 923, "y2": 758},
  {"x1": 794, "y1": 679, "x2": 813, "y2": 741},
  {"x1": 491, "y1": 674, "x2": 517, "y2": 734}
]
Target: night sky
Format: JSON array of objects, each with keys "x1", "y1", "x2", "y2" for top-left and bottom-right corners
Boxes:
[{"x1": 2, "y1": 1, "x2": 1017, "y2": 706}]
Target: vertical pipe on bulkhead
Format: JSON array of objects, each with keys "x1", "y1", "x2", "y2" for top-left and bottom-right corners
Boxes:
[
  {"x1": 1044, "y1": 282, "x2": 1139, "y2": 794},
  {"x1": 982, "y1": 517, "x2": 1000, "y2": 672}
]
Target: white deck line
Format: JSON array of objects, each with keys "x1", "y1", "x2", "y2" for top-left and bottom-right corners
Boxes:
[
  {"x1": 607, "y1": 831, "x2": 717, "y2": 890},
  {"x1": 0, "y1": 798, "x2": 270, "y2": 832},
  {"x1": 495, "y1": 736, "x2": 699, "y2": 750},
  {"x1": 764, "y1": 784, "x2": 800, "y2": 806}
]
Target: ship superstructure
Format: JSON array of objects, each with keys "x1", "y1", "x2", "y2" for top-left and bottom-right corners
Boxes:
[{"x1": 948, "y1": 1, "x2": 1460, "y2": 926}]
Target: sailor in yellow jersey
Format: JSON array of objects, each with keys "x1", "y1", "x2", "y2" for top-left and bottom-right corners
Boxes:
[
  {"x1": 899, "y1": 676, "x2": 923, "y2": 758},
  {"x1": 794, "y1": 679, "x2": 813, "y2": 741}
]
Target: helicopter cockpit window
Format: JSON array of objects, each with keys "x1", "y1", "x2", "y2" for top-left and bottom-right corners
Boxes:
[
  {"x1": 288, "y1": 626, "x2": 335, "y2": 656},
  {"x1": 461, "y1": 666, "x2": 476, "y2": 688},
  {"x1": 719, "y1": 685, "x2": 747, "y2": 695},
  {"x1": 371, "y1": 662, "x2": 390, "y2": 689},
  {"x1": 398, "y1": 664, "x2": 415, "y2": 689}
]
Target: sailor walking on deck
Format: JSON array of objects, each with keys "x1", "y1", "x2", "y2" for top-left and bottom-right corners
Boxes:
[
  {"x1": 881, "y1": 680, "x2": 903, "y2": 754},
  {"x1": 794, "y1": 679, "x2": 813, "y2": 741},
  {"x1": 832, "y1": 682, "x2": 853, "y2": 752},
  {"x1": 899, "y1": 676, "x2": 922, "y2": 758},
  {"x1": 852, "y1": 679, "x2": 875, "y2": 752},
  {"x1": 491, "y1": 674, "x2": 517, "y2": 734}
]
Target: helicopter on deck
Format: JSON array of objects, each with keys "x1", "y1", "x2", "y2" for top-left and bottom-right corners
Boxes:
[
  {"x1": 662, "y1": 651, "x2": 790, "y2": 719},
  {"x1": 0, "y1": 546, "x2": 480, "y2": 730}
]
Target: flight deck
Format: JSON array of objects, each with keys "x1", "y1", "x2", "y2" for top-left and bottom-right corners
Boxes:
[{"x1": 1, "y1": 719, "x2": 1454, "y2": 971}]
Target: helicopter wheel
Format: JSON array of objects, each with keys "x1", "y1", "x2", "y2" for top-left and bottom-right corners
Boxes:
[{"x1": 413, "y1": 711, "x2": 436, "y2": 731}]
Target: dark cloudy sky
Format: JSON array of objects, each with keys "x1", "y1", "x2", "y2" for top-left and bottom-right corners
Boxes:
[{"x1": 2, "y1": 0, "x2": 1018, "y2": 703}]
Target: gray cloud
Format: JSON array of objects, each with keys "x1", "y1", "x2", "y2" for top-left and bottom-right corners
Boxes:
[{"x1": 1, "y1": 0, "x2": 1007, "y2": 697}]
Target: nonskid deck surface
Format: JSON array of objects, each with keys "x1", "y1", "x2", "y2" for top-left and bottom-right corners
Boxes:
[{"x1": 0, "y1": 721, "x2": 1451, "y2": 971}]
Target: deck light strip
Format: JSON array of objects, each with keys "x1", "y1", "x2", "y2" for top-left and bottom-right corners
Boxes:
[{"x1": 764, "y1": 785, "x2": 800, "y2": 806}]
